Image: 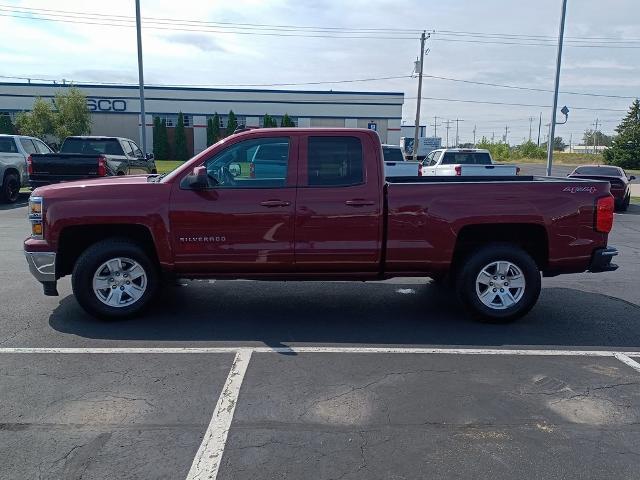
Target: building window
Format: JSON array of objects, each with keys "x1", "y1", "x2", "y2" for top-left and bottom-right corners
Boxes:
[
  {"x1": 218, "y1": 115, "x2": 246, "y2": 129},
  {"x1": 155, "y1": 114, "x2": 191, "y2": 127}
]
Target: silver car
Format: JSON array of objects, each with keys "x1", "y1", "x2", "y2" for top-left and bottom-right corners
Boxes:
[{"x1": 0, "y1": 134, "x2": 53, "y2": 203}]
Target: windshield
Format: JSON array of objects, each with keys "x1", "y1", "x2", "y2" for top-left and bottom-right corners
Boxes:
[
  {"x1": 60, "y1": 138, "x2": 124, "y2": 156},
  {"x1": 574, "y1": 166, "x2": 621, "y2": 176},
  {"x1": 383, "y1": 146, "x2": 404, "y2": 162},
  {"x1": 441, "y1": 152, "x2": 492, "y2": 165}
]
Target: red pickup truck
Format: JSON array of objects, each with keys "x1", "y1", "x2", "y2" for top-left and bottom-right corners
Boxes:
[{"x1": 24, "y1": 128, "x2": 618, "y2": 323}]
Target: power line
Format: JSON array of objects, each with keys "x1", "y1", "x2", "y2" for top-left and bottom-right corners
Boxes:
[{"x1": 2, "y1": 5, "x2": 640, "y2": 48}]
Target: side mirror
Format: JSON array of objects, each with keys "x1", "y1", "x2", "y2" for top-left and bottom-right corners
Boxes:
[
  {"x1": 630, "y1": 175, "x2": 636, "y2": 181},
  {"x1": 228, "y1": 163, "x2": 241, "y2": 177},
  {"x1": 146, "y1": 153, "x2": 154, "y2": 160},
  {"x1": 186, "y1": 166, "x2": 209, "y2": 190}
]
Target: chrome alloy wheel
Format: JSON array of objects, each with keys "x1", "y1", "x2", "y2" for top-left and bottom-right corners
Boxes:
[
  {"x1": 475, "y1": 260, "x2": 526, "y2": 310},
  {"x1": 92, "y1": 257, "x2": 147, "y2": 308}
]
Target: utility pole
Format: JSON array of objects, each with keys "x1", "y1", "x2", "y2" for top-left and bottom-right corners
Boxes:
[
  {"x1": 546, "y1": 0, "x2": 568, "y2": 176},
  {"x1": 412, "y1": 31, "x2": 428, "y2": 160},
  {"x1": 503, "y1": 125, "x2": 510, "y2": 144},
  {"x1": 443, "y1": 119, "x2": 452, "y2": 147},
  {"x1": 592, "y1": 118, "x2": 600, "y2": 154},
  {"x1": 135, "y1": 0, "x2": 147, "y2": 157},
  {"x1": 492, "y1": 131, "x2": 495, "y2": 143},
  {"x1": 473, "y1": 125, "x2": 477, "y2": 146},
  {"x1": 529, "y1": 116, "x2": 534, "y2": 141},
  {"x1": 431, "y1": 115, "x2": 441, "y2": 137},
  {"x1": 537, "y1": 112, "x2": 542, "y2": 146},
  {"x1": 455, "y1": 118, "x2": 464, "y2": 147},
  {"x1": 569, "y1": 132, "x2": 572, "y2": 153}
]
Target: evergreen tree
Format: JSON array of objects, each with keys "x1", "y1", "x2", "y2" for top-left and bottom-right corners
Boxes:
[
  {"x1": 153, "y1": 116, "x2": 161, "y2": 156},
  {"x1": 174, "y1": 112, "x2": 188, "y2": 161},
  {"x1": 158, "y1": 119, "x2": 170, "y2": 159},
  {"x1": 262, "y1": 113, "x2": 276, "y2": 128},
  {"x1": 281, "y1": 113, "x2": 295, "y2": 127},
  {"x1": 0, "y1": 114, "x2": 15, "y2": 134},
  {"x1": 603, "y1": 99, "x2": 640, "y2": 169},
  {"x1": 226, "y1": 110, "x2": 238, "y2": 136},
  {"x1": 211, "y1": 113, "x2": 221, "y2": 142},
  {"x1": 206, "y1": 117, "x2": 213, "y2": 146}
]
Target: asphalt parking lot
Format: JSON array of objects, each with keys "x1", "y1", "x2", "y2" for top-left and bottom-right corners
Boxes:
[{"x1": 1, "y1": 191, "x2": 640, "y2": 479}]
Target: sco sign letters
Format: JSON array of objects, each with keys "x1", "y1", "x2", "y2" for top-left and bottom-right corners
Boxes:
[{"x1": 87, "y1": 98, "x2": 128, "y2": 112}]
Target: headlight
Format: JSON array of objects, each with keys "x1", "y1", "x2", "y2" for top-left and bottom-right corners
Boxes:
[{"x1": 28, "y1": 196, "x2": 44, "y2": 239}]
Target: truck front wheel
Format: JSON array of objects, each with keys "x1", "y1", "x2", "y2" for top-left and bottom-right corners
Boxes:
[
  {"x1": 456, "y1": 243, "x2": 541, "y2": 323},
  {"x1": 72, "y1": 239, "x2": 159, "y2": 319}
]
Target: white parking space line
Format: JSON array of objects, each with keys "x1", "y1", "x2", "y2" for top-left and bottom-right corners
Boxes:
[
  {"x1": 1, "y1": 347, "x2": 640, "y2": 356},
  {"x1": 614, "y1": 353, "x2": 640, "y2": 373},
  {"x1": 186, "y1": 348, "x2": 252, "y2": 480}
]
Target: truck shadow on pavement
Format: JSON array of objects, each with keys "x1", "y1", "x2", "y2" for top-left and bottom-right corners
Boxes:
[
  {"x1": 0, "y1": 193, "x2": 29, "y2": 211},
  {"x1": 48, "y1": 281, "x2": 640, "y2": 350}
]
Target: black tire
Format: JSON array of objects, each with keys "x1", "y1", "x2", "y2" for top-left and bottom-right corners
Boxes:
[
  {"x1": 1, "y1": 172, "x2": 20, "y2": 204},
  {"x1": 456, "y1": 243, "x2": 541, "y2": 323},
  {"x1": 618, "y1": 194, "x2": 630, "y2": 212},
  {"x1": 71, "y1": 239, "x2": 159, "y2": 319}
]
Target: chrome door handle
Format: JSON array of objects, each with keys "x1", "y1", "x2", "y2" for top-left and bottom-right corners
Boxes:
[
  {"x1": 260, "y1": 200, "x2": 291, "y2": 207},
  {"x1": 345, "y1": 199, "x2": 375, "y2": 207}
]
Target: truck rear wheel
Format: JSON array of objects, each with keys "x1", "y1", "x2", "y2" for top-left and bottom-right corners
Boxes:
[
  {"x1": 72, "y1": 239, "x2": 159, "y2": 319},
  {"x1": 456, "y1": 243, "x2": 541, "y2": 323},
  {"x1": 1, "y1": 172, "x2": 20, "y2": 203}
]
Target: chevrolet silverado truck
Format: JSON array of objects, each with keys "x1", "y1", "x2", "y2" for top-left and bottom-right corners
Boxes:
[
  {"x1": 28, "y1": 136, "x2": 156, "y2": 188},
  {"x1": 24, "y1": 128, "x2": 618, "y2": 322},
  {"x1": 568, "y1": 165, "x2": 635, "y2": 212},
  {"x1": 420, "y1": 148, "x2": 520, "y2": 176}
]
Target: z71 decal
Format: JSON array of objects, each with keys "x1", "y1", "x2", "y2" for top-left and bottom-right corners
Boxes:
[{"x1": 563, "y1": 186, "x2": 598, "y2": 194}]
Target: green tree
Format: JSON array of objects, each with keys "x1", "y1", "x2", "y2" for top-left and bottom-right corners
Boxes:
[
  {"x1": 513, "y1": 140, "x2": 546, "y2": 159},
  {"x1": 211, "y1": 113, "x2": 221, "y2": 143},
  {"x1": 52, "y1": 86, "x2": 91, "y2": 139},
  {"x1": 262, "y1": 113, "x2": 278, "y2": 128},
  {"x1": 206, "y1": 117, "x2": 213, "y2": 146},
  {"x1": 476, "y1": 137, "x2": 511, "y2": 161},
  {"x1": 541, "y1": 136, "x2": 567, "y2": 152},
  {"x1": 225, "y1": 110, "x2": 238, "y2": 136},
  {"x1": 603, "y1": 99, "x2": 640, "y2": 169},
  {"x1": 583, "y1": 129, "x2": 612, "y2": 148},
  {"x1": 280, "y1": 114, "x2": 295, "y2": 127},
  {"x1": 15, "y1": 97, "x2": 56, "y2": 138},
  {"x1": 157, "y1": 119, "x2": 170, "y2": 159},
  {"x1": 174, "y1": 112, "x2": 188, "y2": 161},
  {"x1": 0, "y1": 114, "x2": 15, "y2": 134},
  {"x1": 153, "y1": 116, "x2": 161, "y2": 157}
]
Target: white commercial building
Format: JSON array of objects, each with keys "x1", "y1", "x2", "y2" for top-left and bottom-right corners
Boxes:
[{"x1": 0, "y1": 82, "x2": 404, "y2": 156}]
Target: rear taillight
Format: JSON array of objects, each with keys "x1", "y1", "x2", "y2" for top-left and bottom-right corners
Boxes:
[
  {"x1": 97, "y1": 156, "x2": 107, "y2": 176},
  {"x1": 595, "y1": 195, "x2": 614, "y2": 233},
  {"x1": 249, "y1": 162, "x2": 256, "y2": 178},
  {"x1": 454, "y1": 165, "x2": 462, "y2": 176},
  {"x1": 27, "y1": 155, "x2": 33, "y2": 175}
]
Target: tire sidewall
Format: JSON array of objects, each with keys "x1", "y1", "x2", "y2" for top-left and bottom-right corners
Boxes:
[
  {"x1": 72, "y1": 241, "x2": 158, "y2": 319},
  {"x1": 457, "y1": 244, "x2": 541, "y2": 323},
  {"x1": 2, "y1": 173, "x2": 19, "y2": 203}
]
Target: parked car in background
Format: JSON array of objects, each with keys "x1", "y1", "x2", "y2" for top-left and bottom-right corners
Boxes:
[
  {"x1": 0, "y1": 134, "x2": 53, "y2": 203},
  {"x1": 382, "y1": 144, "x2": 422, "y2": 177},
  {"x1": 568, "y1": 165, "x2": 635, "y2": 211},
  {"x1": 28, "y1": 136, "x2": 156, "y2": 188},
  {"x1": 420, "y1": 148, "x2": 520, "y2": 176},
  {"x1": 25, "y1": 128, "x2": 618, "y2": 323}
]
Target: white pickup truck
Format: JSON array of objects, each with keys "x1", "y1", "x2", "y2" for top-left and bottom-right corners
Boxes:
[
  {"x1": 0, "y1": 134, "x2": 53, "y2": 203},
  {"x1": 382, "y1": 144, "x2": 421, "y2": 177},
  {"x1": 420, "y1": 148, "x2": 520, "y2": 177}
]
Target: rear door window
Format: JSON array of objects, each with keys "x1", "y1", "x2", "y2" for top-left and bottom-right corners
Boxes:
[
  {"x1": 19, "y1": 138, "x2": 38, "y2": 154},
  {"x1": 307, "y1": 136, "x2": 364, "y2": 187},
  {"x1": 0, "y1": 137, "x2": 18, "y2": 153}
]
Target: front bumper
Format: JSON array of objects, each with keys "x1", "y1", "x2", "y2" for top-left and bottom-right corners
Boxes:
[
  {"x1": 588, "y1": 247, "x2": 619, "y2": 273},
  {"x1": 25, "y1": 251, "x2": 59, "y2": 295}
]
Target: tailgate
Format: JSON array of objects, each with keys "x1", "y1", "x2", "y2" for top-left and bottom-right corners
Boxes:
[
  {"x1": 30, "y1": 154, "x2": 103, "y2": 178},
  {"x1": 460, "y1": 164, "x2": 519, "y2": 176}
]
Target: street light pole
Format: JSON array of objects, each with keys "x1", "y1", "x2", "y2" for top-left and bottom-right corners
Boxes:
[
  {"x1": 135, "y1": 0, "x2": 147, "y2": 157},
  {"x1": 546, "y1": 0, "x2": 568, "y2": 176}
]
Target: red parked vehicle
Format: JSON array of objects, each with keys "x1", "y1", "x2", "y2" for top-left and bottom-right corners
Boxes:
[
  {"x1": 568, "y1": 165, "x2": 635, "y2": 211},
  {"x1": 24, "y1": 128, "x2": 618, "y2": 322}
]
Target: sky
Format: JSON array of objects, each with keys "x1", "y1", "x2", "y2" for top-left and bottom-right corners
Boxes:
[{"x1": 1, "y1": 0, "x2": 639, "y2": 145}]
